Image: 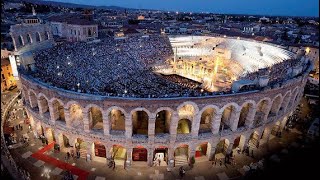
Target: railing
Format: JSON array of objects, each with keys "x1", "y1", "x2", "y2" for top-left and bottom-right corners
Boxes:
[
  {"x1": 132, "y1": 134, "x2": 148, "y2": 143},
  {"x1": 176, "y1": 133, "x2": 192, "y2": 142},
  {"x1": 155, "y1": 133, "x2": 170, "y2": 143},
  {"x1": 198, "y1": 131, "x2": 213, "y2": 140}
]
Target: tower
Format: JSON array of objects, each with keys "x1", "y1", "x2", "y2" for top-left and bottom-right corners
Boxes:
[{"x1": 32, "y1": 6, "x2": 36, "y2": 16}]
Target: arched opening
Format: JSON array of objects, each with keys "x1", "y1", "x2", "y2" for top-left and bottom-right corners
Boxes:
[
  {"x1": 94, "y1": 142, "x2": 106, "y2": 158},
  {"x1": 62, "y1": 135, "x2": 69, "y2": 147},
  {"x1": 38, "y1": 96, "x2": 49, "y2": 118},
  {"x1": 220, "y1": 105, "x2": 237, "y2": 131},
  {"x1": 75, "y1": 138, "x2": 87, "y2": 158},
  {"x1": 69, "y1": 104, "x2": 83, "y2": 129},
  {"x1": 289, "y1": 89, "x2": 299, "y2": 108},
  {"x1": 177, "y1": 119, "x2": 191, "y2": 134},
  {"x1": 153, "y1": 146, "x2": 168, "y2": 166},
  {"x1": 248, "y1": 131, "x2": 260, "y2": 148},
  {"x1": 88, "y1": 28, "x2": 92, "y2": 36},
  {"x1": 27, "y1": 34, "x2": 32, "y2": 43},
  {"x1": 109, "y1": 109, "x2": 125, "y2": 135},
  {"x1": 36, "y1": 32, "x2": 41, "y2": 42},
  {"x1": 44, "y1": 31, "x2": 49, "y2": 40},
  {"x1": 132, "y1": 146, "x2": 148, "y2": 162},
  {"x1": 233, "y1": 135, "x2": 246, "y2": 151},
  {"x1": 132, "y1": 111, "x2": 148, "y2": 136},
  {"x1": 29, "y1": 91, "x2": 38, "y2": 111},
  {"x1": 195, "y1": 142, "x2": 211, "y2": 161},
  {"x1": 52, "y1": 100, "x2": 65, "y2": 123},
  {"x1": 279, "y1": 93, "x2": 291, "y2": 115},
  {"x1": 199, "y1": 108, "x2": 216, "y2": 134},
  {"x1": 254, "y1": 100, "x2": 269, "y2": 127},
  {"x1": 155, "y1": 110, "x2": 171, "y2": 135},
  {"x1": 174, "y1": 144, "x2": 189, "y2": 166},
  {"x1": 88, "y1": 107, "x2": 103, "y2": 131},
  {"x1": 110, "y1": 145, "x2": 126, "y2": 166},
  {"x1": 268, "y1": 96, "x2": 282, "y2": 117},
  {"x1": 215, "y1": 139, "x2": 230, "y2": 155},
  {"x1": 271, "y1": 121, "x2": 281, "y2": 137},
  {"x1": 178, "y1": 104, "x2": 195, "y2": 119},
  {"x1": 238, "y1": 103, "x2": 254, "y2": 129},
  {"x1": 260, "y1": 127, "x2": 270, "y2": 145},
  {"x1": 18, "y1": 35, "x2": 24, "y2": 46}
]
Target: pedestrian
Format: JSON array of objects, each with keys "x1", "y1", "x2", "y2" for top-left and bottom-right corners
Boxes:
[
  {"x1": 179, "y1": 166, "x2": 184, "y2": 177},
  {"x1": 219, "y1": 159, "x2": 222, "y2": 166},
  {"x1": 113, "y1": 160, "x2": 116, "y2": 170},
  {"x1": 67, "y1": 152, "x2": 70, "y2": 159}
]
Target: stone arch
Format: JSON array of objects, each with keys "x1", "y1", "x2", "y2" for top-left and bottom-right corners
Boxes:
[
  {"x1": 85, "y1": 104, "x2": 103, "y2": 131},
  {"x1": 132, "y1": 145, "x2": 148, "y2": 162},
  {"x1": 94, "y1": 142, "x2": 106, "y2": 158},
  {"x1": 268, "y1": 94, "x2": 283, "y2": 117},
  {"x1": 44, "y1": 31, "x2": 49, "y2": 40},
  {"x1": 174, "y1": 144, "x2": 189, "y2": 165},
  {"x1": 107, "y1": 106, "x2": 126, "y2": 133},
  {"x1": 50, "y1": 98, "x2": 65, "y2": 123},
  {"x1": 248, "y1": 131, "x2": 260, "y2": 148},
  {"x1": 195, "y1": 142, "x2": 212, "y2": 160},
  {"x1": 110, "y1": 145, "x2": 127, "y2": 164},
  {"x1": 37, "y1": 93, "x2": 49, "y2": 116},
  {"x1": 36, "y1": 32, "x2": 41, "y2": 42},
  {"x1": 279, "y1": 91, "x2": 291, "y2": 114},
  {"x1": 28, "y1": 90, "x2": 38, "y2": 109},
  {"x1": 253, "y1": 98, "x2": 271, "y2": 127},
  {"x1": 215, "y1": 139, "x2": 230, "y2": 155},
  {"x1": 219, "y1": 103, "x2": 240, "y2": 131},
  {"x1": 289, "y1": 87, "x2": 299, "y2": 108},
  {"x1": 199, "y1": 105, "x2": 219, "y2": 134},
  {"x1": 177, "y1": 101, "x2": 199, "y2": 118},
  {"x1": 68, "y1": 103, "x2": 84, "y2": 129},
  {"x1": 131, "y1": 108, "x2": 150, "y2": 136},
  {"x1": 238, "y1": 101, "x2": 256, "y2": 129},
  {"x1": 27, "y1": 33, "x2": 32, "y2": 43},
  {"x1": 18, "y1": 35, "x2": 24, "y2": 46},
  {"x1": 155, "y1": 107, "x2": 173, "y2": 134}
]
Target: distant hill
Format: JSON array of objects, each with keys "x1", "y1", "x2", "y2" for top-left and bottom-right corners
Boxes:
[{"x1": 10, "y1": 0, "x2": 126, "y2": 10}]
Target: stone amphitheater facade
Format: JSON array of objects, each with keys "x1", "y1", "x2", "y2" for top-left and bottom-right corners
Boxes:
[{"x1": 20, "y1": 66, "x2": 309, "y2": 167}]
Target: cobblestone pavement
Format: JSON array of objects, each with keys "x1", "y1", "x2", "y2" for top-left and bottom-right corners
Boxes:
[{"x1": 3, "y1": 95, "x2": 313, "y2": 180}]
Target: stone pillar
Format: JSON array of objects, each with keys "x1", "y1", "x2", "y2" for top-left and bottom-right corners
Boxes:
[
  {"x1": 87, "y1": 141, "x2": 94, "y2": 161},
  {"x1": 242, "y1": 138, "x2": 250, "y2": 151},
  {"x1": 147, "y1": 148, "x2": 153, "y2": 167},
  {"x1": 212, "y1": 112, "x2": 223, "y2": 134},
  {"x1": 169, "y1": 113, "x2": 179, "y2": 143},
  {"x1": 246, "y1": 107, "x2": 257, "y2": 128},
  {"x1": 148, "y1": 117, "x2": 156, "y2": 144},
  {"x1": 68, "y1": 136, "x2": 76, "y2": 148},
  {"x1": 263, "y1": 104, "x2": 272, "y2": 123},
  {"x1": 48, "y1": 103, "x2": 56, "y2": 124},
  {"x1": 64, "y1": 109, "x2": 72, "y2": 129},
  {"x1": 230, "y1": 110, "x2": 241, "y2": 131},
  {"x1": 54, "y1": 133, "x2": 64, "y2": 148},
  {"x1": 102, "y1": 111, "x2": 110, "y2": 137},
  {"x1": 37, "y1": 99, "x2": 44, "y2": 117},
  {"x1": 208, "y1": 145, "x2": 216, "y2": 161},
  {"x1": 125, "y1": 117, "x2": 132, "y2": 139},
  {"x1": 83, "y1": 111, "x2": 90, "y2": 133},
  {"x1": 191, "y1": 113, "x2": 201, "y2": 139},
  {"x1": 126, "y1": 148, "x2": 132, "y2": 166},
  {"x1": 226, "y1": 142, "x2": 234, "y2": 154},
  {"x1": 188, "y1": 144, "x2": 196, "y2": 160}
]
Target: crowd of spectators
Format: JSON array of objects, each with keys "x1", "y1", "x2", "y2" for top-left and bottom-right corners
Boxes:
[{"x1": 30, "y1": 34, "x2": 310, "y2": 98}]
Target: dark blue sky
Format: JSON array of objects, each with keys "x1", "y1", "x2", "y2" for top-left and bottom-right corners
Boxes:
[{"x1": 50, "y1": 0, "x2": 319, "y2": 17}]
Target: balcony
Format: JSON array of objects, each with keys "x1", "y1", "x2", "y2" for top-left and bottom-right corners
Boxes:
[
  {"x1": 198, "y1": 131, "x2": 213, "y2": 140},
  {"x1": 132, "y1": 134, "x2": 148, "y2": 143},
  {"x1": 155, "y1": 133, "x2": 170, "y2": 143},
  {"x1": 176, "y1": 133, "x2": 192, "y2": 142}
]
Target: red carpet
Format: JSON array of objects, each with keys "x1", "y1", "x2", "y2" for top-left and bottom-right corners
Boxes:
[{"x1": 31, "y1": 142, "x2": 89, "y2": 180}]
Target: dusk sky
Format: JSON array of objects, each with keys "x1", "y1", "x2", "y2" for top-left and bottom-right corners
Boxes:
[{"x1": 50, "y1": 0, "x2": 319, "y2": 17}]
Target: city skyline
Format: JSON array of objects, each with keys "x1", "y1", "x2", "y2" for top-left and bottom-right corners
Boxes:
[{"x1": 48, "y1": 0, "x2": 319, "y2": 17}]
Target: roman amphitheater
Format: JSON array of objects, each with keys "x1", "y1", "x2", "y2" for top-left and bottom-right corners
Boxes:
[{"x1": 12, "y1": 26, "x2": 313, "y2": 168}]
